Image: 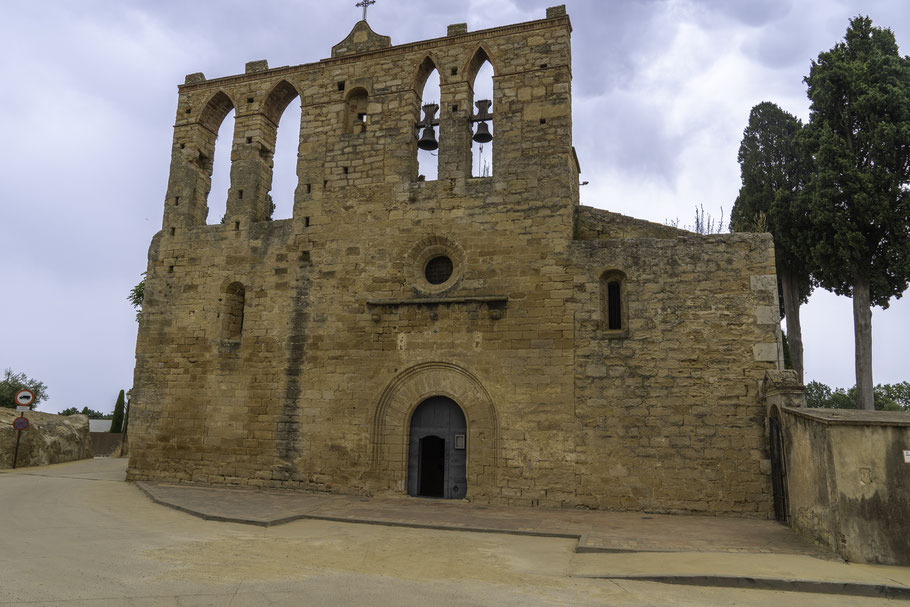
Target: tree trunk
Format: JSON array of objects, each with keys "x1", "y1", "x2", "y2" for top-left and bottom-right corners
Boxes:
[
  {"x1": 779, "y1": 266, "x2": 804, "y2": 383},
  {"x1": 853, "y1": 273, "x2": 874, "y2": 410}
]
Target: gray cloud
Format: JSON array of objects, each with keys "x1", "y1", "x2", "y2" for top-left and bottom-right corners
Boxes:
[{"x1": 691, "y1": 0, "x2": 794, "y2": 27}]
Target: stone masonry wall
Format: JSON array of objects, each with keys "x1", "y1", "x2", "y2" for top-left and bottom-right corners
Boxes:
[
  {"x1": 571, "y1": 220, "x2": 781, "y2": 516},
  {"x1": 128, "y1": 6, "x2": 781, "y2": 517}
]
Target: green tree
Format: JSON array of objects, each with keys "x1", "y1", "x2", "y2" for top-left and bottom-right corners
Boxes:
[
  {"x1": 805, "y1": 380, "x2": 832, "y2": 408},
  {"x1": 804, "y1": 379, "x2": 910, "y2": 411},
  {"x1": 781, "y1": 333, "x2": 793, "y2": 370},
  {"x1": 59, "y1": 407, "x2": 81, "y2": 416},
  {"x1": 731, "y1": 102, "x2": 814, "y2": 382},
  {"x1": 803, "y1": 16, "x2": 910, "y2": 409},
  {"x1": 79, "y1": 406, "x2": 109, "y2": 420},
  {"x1": 0, "y1": 368, "x2": 48, "y2": 410},
  {"x1": 829, "y1": 387, "x2": 857, "y2": 409},
  {"x1": 128, "y1": 272, "x2": 146, "y2": 321},
  {"x1": 875, "y1": 382, "x2": 910, "y2": 411},
  {"x1": 110, "y1": 389, "x2": 125, "y2": 433}
]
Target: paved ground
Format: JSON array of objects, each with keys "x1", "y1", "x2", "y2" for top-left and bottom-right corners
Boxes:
[
  {"x1": 137, "y1": 479, "x2": 828, "y2": 554},
  {"x1": 1, "y1": 458, "x2": 909, "y2": 606}
]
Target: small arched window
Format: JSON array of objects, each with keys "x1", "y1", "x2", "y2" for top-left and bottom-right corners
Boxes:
[
  {"x1": 599, "y1": 270, "x2": 627, "y2": 333},
  {"x1": 345, "y1": 88, "x2": 369, "y2": 134},
  {"x1": 222, "y1": 282, "x2": 245, "y2": 341}
]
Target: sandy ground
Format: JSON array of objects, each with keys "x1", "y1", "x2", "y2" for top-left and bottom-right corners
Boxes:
[{"x1": 0, "y1": 458, "x2": 902, "y2": 606}]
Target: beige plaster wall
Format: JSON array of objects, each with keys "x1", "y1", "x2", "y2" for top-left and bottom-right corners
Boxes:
[{"x1": 783, "y1": 408, "x2": 910, "y2": 565}]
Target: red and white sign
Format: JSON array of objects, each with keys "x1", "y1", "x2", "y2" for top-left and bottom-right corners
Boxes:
[
  {"x1": 12, "y1": 417, "x2": 29, "y2": 431},
  {"x1": 14, "y1": 389, "x2": 35, "y2": 412}
]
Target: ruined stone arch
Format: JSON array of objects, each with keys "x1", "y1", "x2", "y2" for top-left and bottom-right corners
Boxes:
[
  {"x1": 260, "y1": 80, "x2": 302, "y2": 220},
  {"x1": 198, "y1": 91, "x2": 237, "y2": 135},
  {"x1": 194, "y1": 91, "x2": 238, "y2": 225},
  {"x1": 370, "y1": 362, "x2": 499, "y2": 498},
  {"x1": 463, "y1": 45, "x2": 498, "y2": 87},
  {"x1": 412, "y1": 54, "x2": 441, "y2": 97},
  {"x1": 262, "y1": 80, "x2": 301, "y2": 126}
]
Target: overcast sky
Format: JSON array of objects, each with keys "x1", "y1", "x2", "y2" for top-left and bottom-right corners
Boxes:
[{"x1": 1, "y1": 0, "x2": 908, "y2": 413}]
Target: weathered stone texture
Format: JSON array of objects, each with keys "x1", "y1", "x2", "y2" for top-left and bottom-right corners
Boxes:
[
  {"x1": 1, "y1": 410, "x2": 93, "y2": 468},
  {"x1": 781, "y1": 407, "x2": 910, "y2": 565},
  {"x1": 128, "y1": 6, "x2": 781, "y2": 518}
]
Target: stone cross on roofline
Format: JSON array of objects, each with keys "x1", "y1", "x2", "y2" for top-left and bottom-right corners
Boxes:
[{"x1": 356, "y1": 0, "x2": 376, "y2": 21}]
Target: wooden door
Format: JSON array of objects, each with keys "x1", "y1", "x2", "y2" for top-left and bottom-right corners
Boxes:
[{"x1": 407, "y1": 396, "x2": 467, "y2": 498}]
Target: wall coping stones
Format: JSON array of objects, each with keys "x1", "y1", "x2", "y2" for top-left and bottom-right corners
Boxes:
[
  {"x1": 177, "y1": 14, "x2": 571, "y2": 92},
  {"x1": 784, "y1": 407, "x2": 910, "y2": 427}
]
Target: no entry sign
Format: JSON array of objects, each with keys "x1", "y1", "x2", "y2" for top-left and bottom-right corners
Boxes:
[{"x1": 12, "y1": 417, "x2": 29, "y2": 431}]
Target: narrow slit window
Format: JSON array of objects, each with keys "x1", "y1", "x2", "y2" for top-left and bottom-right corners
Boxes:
[
  {"x1": 600, "y1": 270, "x2": 627, "y2": 333},
  {"x1": 607, "y1": 281, "x2": 622, "y2": 330}
]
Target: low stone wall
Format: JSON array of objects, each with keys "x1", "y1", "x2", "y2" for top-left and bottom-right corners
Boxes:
[
  {"x1": 781, "y1": 407, "x2": 910, "y2": 565},
  {"x1": 0, "y1": 410, "x2": 93, "y2": 468},
  {"x1": 91, "y1": 432, "x2": 123, "y2": 457}
]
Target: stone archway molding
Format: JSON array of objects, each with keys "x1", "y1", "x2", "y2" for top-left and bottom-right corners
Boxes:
[{"x1": 370, "y1": 361, "x2": 499, "y2": 498}]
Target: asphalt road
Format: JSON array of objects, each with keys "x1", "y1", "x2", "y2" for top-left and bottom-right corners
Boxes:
[{"x1": 0, "y1": 458, "x2": 899, "y2": 606}]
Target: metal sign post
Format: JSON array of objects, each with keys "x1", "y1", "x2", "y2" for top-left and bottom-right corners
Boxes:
[{"x1": 11, "y1": 416, "x2": 29, "y2": 469}]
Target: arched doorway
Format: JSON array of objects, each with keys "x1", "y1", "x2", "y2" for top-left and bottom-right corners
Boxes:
[
  {"x1": 768, "y1": 408, "x2": 789, "y2": 522},
  {"x1": 407, "y1": 396, "x2": 466, "y2": 499}
]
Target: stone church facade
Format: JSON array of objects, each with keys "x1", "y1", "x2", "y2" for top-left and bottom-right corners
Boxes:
[{"x1": 128, "y1": 6, "x2": 784, "y2": 518}]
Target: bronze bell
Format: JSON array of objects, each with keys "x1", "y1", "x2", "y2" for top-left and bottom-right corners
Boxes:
[
  {"x1": 418, "y1": 125, "x2": 439, "y2": 151},
  {"x1": 472, "y1": 121, "x2": 493, "y2": 144}
]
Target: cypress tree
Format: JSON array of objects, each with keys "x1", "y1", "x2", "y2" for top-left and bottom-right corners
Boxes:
[
  {"x1": 110, "y1": 389, "x2": 125, "y2": 433},
  {"x1": 731, "y1": 102, "x2": 814, "y2": 381},
  {"x1": 803, "y1": 17, "x2": 910, "y2": 409}
]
